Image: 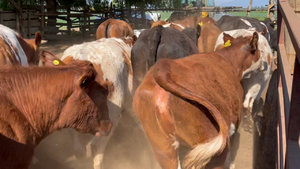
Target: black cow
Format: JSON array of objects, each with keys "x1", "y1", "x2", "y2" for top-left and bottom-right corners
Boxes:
[
  {"x1": 215, "y1": 15, "x2": 277, "y2": 51},
  {"x1": 131, "y1": 25, "x2": 199, "y2": 92}
]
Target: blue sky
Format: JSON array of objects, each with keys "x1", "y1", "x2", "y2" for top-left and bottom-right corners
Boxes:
[{"x1": 215, "y1": 0, "x2": 270, "y2": 8}]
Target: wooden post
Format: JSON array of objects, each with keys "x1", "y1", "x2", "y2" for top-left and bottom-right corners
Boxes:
[
  {"x1": 67, "y1": 7, "x2": 71, "y2": 35},
  {"x1": 27, "y1": 10, "x2": 31, "y2": 38},
  {"x1": 83, "y1": 11, "x2": 87, "y2": 37},
  {"x1": 40, "y1": 0, "x2": 45, "y2": 36}
]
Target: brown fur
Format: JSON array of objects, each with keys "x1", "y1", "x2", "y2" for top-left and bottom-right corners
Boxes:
[
  {"x1": 96, "y1": 19, "x2": 134, "y2": 40},
  {"x1": 0, "y1": 62, "x2": 112, "y2": 169},
  {"x1": 197, "y1": 22, "x2": 222, "y2": 53},
  {"x1": 151, "y1": 20, "x2": 169, "y2": 28},
  {"x1": 173, "y1": 15, "x2": 198, "y2": 29},
  {"x1": 197, "y1": 17, "x2": 216, "y2": 25},
  {"x1": 0, "y1": 31, "x2": 43, "y2": 67},
  {"x1": 133, "y1": 32, "x2": 261, "y2": 169}
]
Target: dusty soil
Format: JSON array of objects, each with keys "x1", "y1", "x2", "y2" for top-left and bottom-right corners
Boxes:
[{"x1": 29, "y1": 39, "x2": 274, "y2": 169}]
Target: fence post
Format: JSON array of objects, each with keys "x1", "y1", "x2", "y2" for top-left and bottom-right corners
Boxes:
[
  {"x1": 27, "y1": 10, "x2": 31, "y2": 38},
  {"x1": 40, "y1": 0, "x2": 45, "y2": 36}
]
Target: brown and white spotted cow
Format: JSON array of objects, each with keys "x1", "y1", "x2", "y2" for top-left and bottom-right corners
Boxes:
[
  {"x1": 215, "y1": 29, "x2": 273, "y2": 133},
  {"x1": 133, "y1": 32, "x2": 264, "y2": 169},
  {"x1": 96, "y1": 19, "x2": 137, "y2": 44},
  {"x1": 0, "y1": 62, "x2": 112, "y2": 169},
  {"x1": 40, "y1": 37, "x2": 133, "y2": 169},
  {"x1": 0, "y1": 24, "x2": 45, "y2": 67}
]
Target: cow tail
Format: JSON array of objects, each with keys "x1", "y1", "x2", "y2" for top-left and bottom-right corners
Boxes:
[
  {"x1": 105, "y1": 21, "x2": 111, "y2": 38},
  {"x1": 152, "y1": 59, "x2": 228, "y2": 169},
  {"x1": 148, "y1": 25, "x2": 163, "y2": 67}
]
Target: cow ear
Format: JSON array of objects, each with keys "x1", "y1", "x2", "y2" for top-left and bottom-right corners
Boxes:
[
  {"x1": 76, "y1": 69, "x2": 96, "y2": 88},
  {"x1": 223, "y1": 33, "x2": 234, "y2": 43},
  {"x1": 40, "y1": 50, "x2": 65, "y2": 66},
  {"x1": 129, "y1": 23, "x2": 135, "y2": 29},
  {"x1": 261, "y1": 27, "x2": 267, "y2": 36},
  {"x1": 249, "y1": 32, "x2": 259, "y2": 53},
  {"x1": 149, "y1": 20, "x2": 154, "y2": 26},
  {"x1": 35, "y1": 31, "x2": 42, "y2": 46}
]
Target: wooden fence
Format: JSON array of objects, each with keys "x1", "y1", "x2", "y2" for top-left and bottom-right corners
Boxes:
[
  {"x1": 0, "y1": 10, "x2": 40, "y2": 38},
  {"x1": 277, "y1": 0, "x2": 300, "y2": 168},
  {"x1": 0, "y1": 5, "x2": 271, "y2": 41}
]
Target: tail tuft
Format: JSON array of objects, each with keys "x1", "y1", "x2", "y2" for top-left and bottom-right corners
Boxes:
[{"x1": 182, "y1": 134, "x2": 225, "y2": 169}]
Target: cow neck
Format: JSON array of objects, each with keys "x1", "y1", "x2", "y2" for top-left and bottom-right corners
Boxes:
[
  {"x1": 215, "y1": 47, "x2": 249, "y2": 80},
  {"x1": 2, "y1": 69, "x2": 75, "y2": 146},
  {"x1": 17, "y1": 36, "x2": 34, "y2": 62}
]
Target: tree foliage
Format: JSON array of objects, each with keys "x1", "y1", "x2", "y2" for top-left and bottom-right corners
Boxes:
[{"x1": 0, "y1": 0, "x2": 183, "y2": 11}]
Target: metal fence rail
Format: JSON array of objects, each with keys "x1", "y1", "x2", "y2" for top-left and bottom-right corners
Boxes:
[{"x1": 277, "y1": 0, "x2": 300, "y2": 168}]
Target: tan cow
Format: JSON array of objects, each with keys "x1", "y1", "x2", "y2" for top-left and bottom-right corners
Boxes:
[
  {"x1": 197, "y1": 21, "x2": 222, "y2": 53},
  {"x1": 96, "y1": 19, "x2": 137, "y2": 44},
  {"x1": 40, "y1": 37, "x2": 133, "y2": 169},
  {"x1": 133, "y1": 32, "x2": 263, "y2": 169},
  {"x1": 0, "y1": 24, "x2": 45, "y2": 67},
  {"x1": 0, "y1": 62, "x2": 112, "y2": 169}
]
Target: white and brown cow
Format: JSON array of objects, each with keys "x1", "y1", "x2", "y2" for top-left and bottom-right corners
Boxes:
[
  {"x1": 0, "y1": 24, "x2": 46, "y2": 67},
  {"x1": 40, "y1": 37, "x2": 133, "y2": 169},
  {"x1": 215, "y1": 29, "x2": 273, "y2": 133}
]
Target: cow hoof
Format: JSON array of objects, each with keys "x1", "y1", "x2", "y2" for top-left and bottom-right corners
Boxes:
[{"x1": 243, "y1": 116, "x2": 253, "y2": 134}]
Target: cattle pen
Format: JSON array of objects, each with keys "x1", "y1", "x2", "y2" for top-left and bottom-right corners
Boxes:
[
  {"x1": 1, "y1": 0, "x2": 300, "y2": 169},
  {"x1": 277, "y1": 0, "x2": 300, "y2": 168}
]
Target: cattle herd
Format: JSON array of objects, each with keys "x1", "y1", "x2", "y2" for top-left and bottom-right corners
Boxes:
[{"x1": 0, "y1": 13, "x2": 277, "y2": 169}]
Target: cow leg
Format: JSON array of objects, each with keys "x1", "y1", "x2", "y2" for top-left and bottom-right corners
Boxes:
[
  {"x1": 31, "y1": 156, "x2": 39, "y2": 165},
  {"x1": 91, "y1": 125, "x2": 116, "y2": 169},
  {"x1": 91, "y1": 104, "x2": 122, "y2": 169},
  {"x1": 150, "y1": 141, "x2": 180, "y2": 169}
]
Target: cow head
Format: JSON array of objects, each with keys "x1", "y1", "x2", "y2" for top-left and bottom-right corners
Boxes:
[
  {"x1": 40, "y1": 50, "x2": 112, "y2": 136},
  {"x1": 18, "y1": 31, "x2": 47, "y2": 65},
  {"x1": 217, "y1": 32, "x2": 265, "y2": 79}
]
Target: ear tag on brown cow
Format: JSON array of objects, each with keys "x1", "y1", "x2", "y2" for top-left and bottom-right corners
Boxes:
[
  {"x1": 199, "y1": 22, "x2": 203, "y2": 26},
  {"x1": 223, "y1": 40, "x2": 231, "y2": 47},
  {"x1": 53, "y1": 60, "x2": 60, "y2": 66}
]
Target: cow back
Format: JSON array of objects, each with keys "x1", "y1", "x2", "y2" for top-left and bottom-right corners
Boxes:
[
  {"x1": 0, "y1": 24, "x2": 28, "y2": 66},
  {"x1": 131, "y1": 25, "x2": 199, "y2": 92}
]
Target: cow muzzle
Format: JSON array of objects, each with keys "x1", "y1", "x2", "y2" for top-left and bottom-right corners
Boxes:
[{"x1": 96, "y1": 120, "x2": 113, "y2": 137}]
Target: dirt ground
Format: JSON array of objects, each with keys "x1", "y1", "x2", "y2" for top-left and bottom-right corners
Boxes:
[{"x1": 29, "y1": 39, "x2": 273, "y2": 169}]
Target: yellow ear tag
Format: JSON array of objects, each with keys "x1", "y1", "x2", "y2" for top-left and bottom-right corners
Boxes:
[
  {"x1": 53, "y1": 60, "x2": 60, "y2": 66},
  {"x1": 199, "y1": 22, "x2": 203, "y2": 26},
  {"x1": 223, "y1": 40, "x2": 231, "y2": 47}
]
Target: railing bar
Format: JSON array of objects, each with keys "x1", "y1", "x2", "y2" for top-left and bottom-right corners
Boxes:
[
  {"x1": 278, "y1": 44, "x2": 293, "y2": 124},
  {"x1": 279, "y1": 1, "x2": 300, "y2": 63}
]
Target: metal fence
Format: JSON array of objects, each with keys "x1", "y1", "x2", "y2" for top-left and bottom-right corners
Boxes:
[{"x1": 277, "y1": 0, "x2": 300, "y2": 168}]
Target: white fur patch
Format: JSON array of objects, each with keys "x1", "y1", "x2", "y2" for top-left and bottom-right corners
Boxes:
[
  {"x1": 134, "y1": 29, "x2": 146, "y2": 38},
  {"x1": 172, "y1": 140, "x2": 180, "y2": 149},
  {"x1": 0, "y1": 24, "x2": 28, "y2": 66},
  {"x1": 163, "y1": 23, "x2": 185, "y2": 30},
  {"x1": 240, "y1": 18, "x2": 253, "y2": 27},
  {"x1": 229, "y1": 123, "x2": 236, "y2": 137}
]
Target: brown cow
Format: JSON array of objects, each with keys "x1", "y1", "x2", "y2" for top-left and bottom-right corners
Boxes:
[
  {"x1": 0, "y1": 24, "x2": 44, "y2": 67},
  {"x1": 197, "y1": 17, "x2": 216, "y2": 25},
  {"x1": 0, "y1": 62, "x2": 112, "y2": 169},
  {"x1": 96, "y1": 19, "x2": 137, "y2": 43},
  {"x1": 197, "y1": 22, "x2": 222, "y2": 53},
  {"x1": 133, "y1": 32, "x2": 262, "y2": 169}
]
